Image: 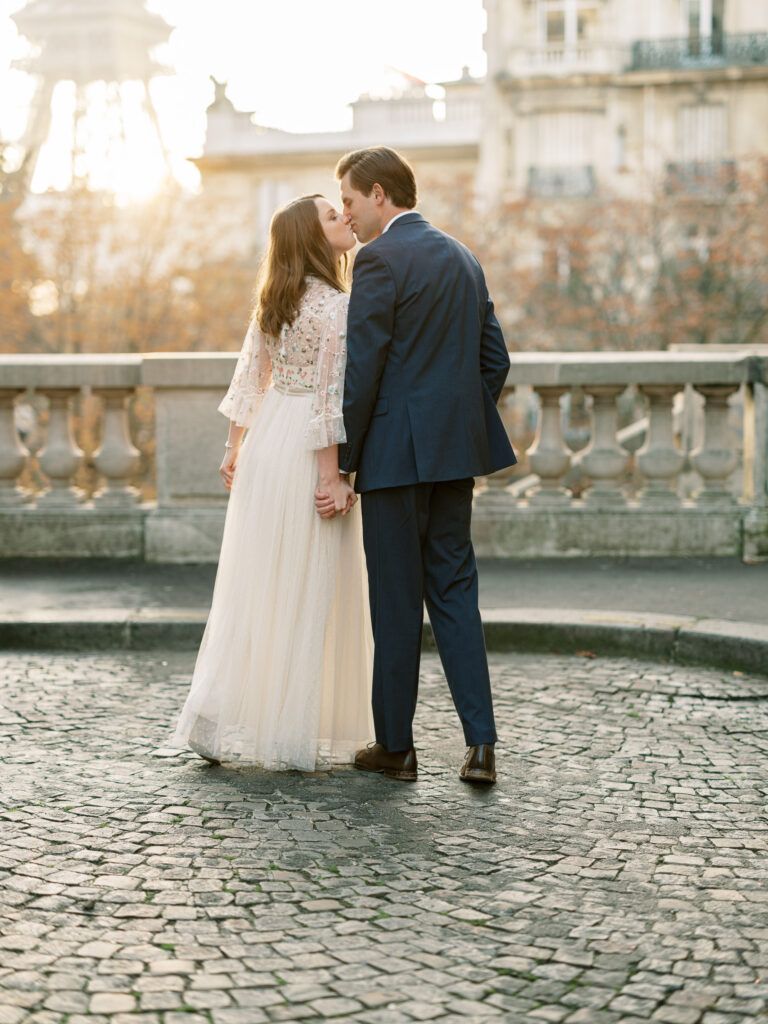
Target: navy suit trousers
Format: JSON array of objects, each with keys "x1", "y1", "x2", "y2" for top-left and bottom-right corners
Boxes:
[{"x1": 360, "y1": 479, "x2": 497, "y2": 752}]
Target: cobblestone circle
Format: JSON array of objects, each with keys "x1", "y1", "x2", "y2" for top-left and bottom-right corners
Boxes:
[{"x1": 1, "y1": 651, "x2": 767, "y2": 1024}]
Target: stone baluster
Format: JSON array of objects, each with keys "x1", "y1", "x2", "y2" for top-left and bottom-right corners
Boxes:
[
  {"x1": 92, "y1": 388, "x2": 141, "y2": 506},
  {"x1": 637, "y1": 385, "x2": 685, "y2": 504},
  {"x1": 0, "y1": 389, "x2": 29, "y2": 507},
  {"x1": 36, "y1": 389, "x2": 84, "y2": 506},
  {"x1": 526, "y1": 386, "x2": 571, "y2": 504},
  {"x1": 690, "y1": 385, "x2": 740, "y2": 504},
  {"x1": 580, "y1": 385, "x2": 629, "y2": 505}
]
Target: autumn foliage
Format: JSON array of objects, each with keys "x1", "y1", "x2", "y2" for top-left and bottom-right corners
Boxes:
[
  {"x1": 1, "y1": 178, "x2": 258, "y2": 357},
  {"x1": 2, "y1": 159, "x2": 768, "y2": 356},
  {"x1": 426, "y1": 159, "x2": 768, "y2": 351}
]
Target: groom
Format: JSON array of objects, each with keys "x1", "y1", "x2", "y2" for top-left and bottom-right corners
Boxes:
[{"x1": 316, "y1": 146, "x2": 515, "y2": 784}]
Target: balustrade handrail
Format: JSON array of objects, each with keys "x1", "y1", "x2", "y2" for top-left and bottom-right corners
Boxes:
[
  {"x1": 2, "y1": 350, "x2": 764, "y2": 382},
  {"x1": 505, "y1": 351, "x2": 767, "y2": 388},
  {"x1": 1, "y1": 354, "x2": 143, "y2": 390}
]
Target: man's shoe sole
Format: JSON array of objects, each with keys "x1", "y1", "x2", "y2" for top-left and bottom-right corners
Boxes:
[
  {"x1": 460, "y1": 771, "x2": 496, "y2": 785},
  {"x1": 354, "y1": 763, "x2": 417, "y2": 782}
]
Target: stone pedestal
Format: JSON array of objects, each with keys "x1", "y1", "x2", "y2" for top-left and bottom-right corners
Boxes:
[{"x1": 142, "y1": 354, "x2": 235, "y2": 562}]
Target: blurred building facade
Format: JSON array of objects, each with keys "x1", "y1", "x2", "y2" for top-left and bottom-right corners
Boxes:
[
  {"x1": 480, "y1": 0, "x2": 768, "y2": 203},
  {"x1": 196, "y1": 71, "x2": 482, "y2": 252},
  {"x1": 197, "y1": 0, "x2": 768, "y2": 245}
]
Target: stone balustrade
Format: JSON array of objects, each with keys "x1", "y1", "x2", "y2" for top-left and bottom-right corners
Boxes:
[
  {"x1": 1, "y1": 350, "x2": 766, "y2": 562},
  {"x1": 505, "y1": 43, "x2": 628, "y2": 77},
  {"x1": 473, "y1": 351, "x2": 767, "y2": 563}
]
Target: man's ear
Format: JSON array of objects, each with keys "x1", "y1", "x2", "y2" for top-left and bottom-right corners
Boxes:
[{"x1": 372, "y1": 183, "x2": 385, "y2": 205}]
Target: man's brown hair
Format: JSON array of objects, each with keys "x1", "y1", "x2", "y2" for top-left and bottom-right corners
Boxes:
[{"x1": 335, "y1": 146, "x2": 418, "y2": 209}]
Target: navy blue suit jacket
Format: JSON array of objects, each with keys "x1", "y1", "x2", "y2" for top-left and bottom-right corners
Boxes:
[{"x1": 339, "y1": 212, "x2": 516, "y2": 492}]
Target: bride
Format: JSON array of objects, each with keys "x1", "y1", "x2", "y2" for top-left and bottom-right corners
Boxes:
[{"x1": 168, "y1": 194, "x2": 374, "y2": 771}]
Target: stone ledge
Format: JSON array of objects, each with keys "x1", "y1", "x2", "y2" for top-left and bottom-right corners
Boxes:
[
  {"x1": 1, "y1": 504, "x2": 756, "y2": 560},
  {"x1": 2, "y1": 606, "x2": 766, "y2": 677},
  {"x1": 471, "y1": 504, "x2": 746, "y2": 558},
  {"x1": 0, "y1": 509, "x2": 147, "y2": 558}
]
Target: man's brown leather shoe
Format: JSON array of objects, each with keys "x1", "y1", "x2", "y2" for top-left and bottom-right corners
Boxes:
[
  {"x1": 459, "y1": 744, "x2": 496, "y2": 784},
  {"x1": 354, "y1": 743, "x2": 417, "y2": 781}
]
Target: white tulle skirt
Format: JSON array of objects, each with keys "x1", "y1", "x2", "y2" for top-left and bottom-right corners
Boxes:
[{"x1": 167, "y1": 387, "x2": 374, "y2": 771}]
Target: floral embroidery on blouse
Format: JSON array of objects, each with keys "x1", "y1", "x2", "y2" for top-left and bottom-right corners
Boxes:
[{"x1": 217, "y1": 276, "x2": 349, "y2": 450}]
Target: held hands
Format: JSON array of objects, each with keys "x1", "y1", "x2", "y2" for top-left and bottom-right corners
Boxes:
[
  {"x1": 219, "y1": 447, "x2": 239, "y2": 490},
  {"x1": 315, "y1": 477, "x2": 356, "y2": 519}
]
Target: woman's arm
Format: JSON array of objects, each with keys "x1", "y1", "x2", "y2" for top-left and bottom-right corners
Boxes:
[
  {"x1": 315, "y1": 443, "x2": 355, "y2": 518},
  {"x1": 219, "y1": 423, "x2": 247, "y2": 490},
  {"x1": 226, "y1": 423, "x2": 246, "y2": 449}
]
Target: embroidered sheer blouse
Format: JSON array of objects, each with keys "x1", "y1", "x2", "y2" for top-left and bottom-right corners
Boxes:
[{"x1": 218, "y1": 277, "x2": 349, "y2": 450}]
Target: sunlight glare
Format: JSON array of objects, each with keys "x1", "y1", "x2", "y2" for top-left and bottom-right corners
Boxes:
[{"x1": 1, "y1": 0, "x2": 486, "y2": 200}]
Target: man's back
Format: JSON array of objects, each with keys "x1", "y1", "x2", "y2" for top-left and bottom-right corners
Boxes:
[{"x1": 340, "y1": 212, "x2": 515, "y2": 491}]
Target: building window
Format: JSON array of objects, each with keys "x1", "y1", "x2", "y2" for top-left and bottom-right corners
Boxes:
[
  {"x1": 546, "y1": 8, "x2": 566, "y2": 43},
  {"x1": 684, "y1": 0, "x2": 725, "y2": 56},
  {"x1": 667, "y1": 104, "x2": 733, "y2": 195},
  {"x1": 678, "y1": 103, "x2": 727, "y2": 162},
  {"x1": 538, "y1": 1, "x2": 599, "y2": 48},
  {"x1": 527, "y1": 109, "x2": 600, "y2": 197}
]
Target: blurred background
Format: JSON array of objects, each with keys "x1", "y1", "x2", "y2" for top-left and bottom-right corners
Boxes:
[
  {"x1": 0, "y1": 1, "x2": 766, "y2": 561},
  {"x1": 1, "y1": 0, "x2": 767, "y2": 361}
]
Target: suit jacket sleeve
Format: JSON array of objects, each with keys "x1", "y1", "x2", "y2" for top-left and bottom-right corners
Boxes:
[
  {"x1": 479, "y1": 295, "x2": 511, "y2": 404},
  {"x1": 339, "y1": 248, "x2": 396, "y2": 474}
]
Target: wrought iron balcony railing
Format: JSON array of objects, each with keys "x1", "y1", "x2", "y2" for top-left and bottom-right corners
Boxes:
[
  {"x1": 527, "y1": 165, "x2": 596, "y2": 199},
  {"x1": 631, "y1": 32, "x2": 768, "y2": 71},
  {"x1": 665, "y1": 160, "x2": 738, "y2": 197}
]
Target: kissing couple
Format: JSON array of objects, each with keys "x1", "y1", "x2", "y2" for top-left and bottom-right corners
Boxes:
[{"x1": 169, "y1": 146, "x2": 516, "y2": 785}]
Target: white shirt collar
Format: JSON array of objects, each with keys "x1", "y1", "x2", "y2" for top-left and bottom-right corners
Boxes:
[{"x1": 382, "y1": 210, "x2": 414, "y2": 234}]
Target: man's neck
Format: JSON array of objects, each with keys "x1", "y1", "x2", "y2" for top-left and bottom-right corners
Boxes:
[{"x1": 379, "y1": 208, "x2": 412, "y2": 236}]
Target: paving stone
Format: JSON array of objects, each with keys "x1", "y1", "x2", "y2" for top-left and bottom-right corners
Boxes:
[
  {"x1": 1, "y1": 651, "x2": 767, "y2": 1024},
  {"x1": 88, "y1": 993, "x2": 136, "y2": 1013}
]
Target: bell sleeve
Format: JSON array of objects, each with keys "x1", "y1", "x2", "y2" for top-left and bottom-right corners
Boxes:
[
  {"x1": 217, "y1": 318, "x2": 273, "y2": 428},
  {"x1": 305, "y1": 292, "x2": 349, "y2": 450}
]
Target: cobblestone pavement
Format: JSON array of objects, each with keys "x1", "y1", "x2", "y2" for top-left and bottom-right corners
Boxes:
[{"x1": 1, "y1": 652, "x2": 767, "y2": 1024}]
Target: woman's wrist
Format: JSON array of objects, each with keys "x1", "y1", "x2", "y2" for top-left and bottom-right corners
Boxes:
[{"x1": 319, "y1": 473, "x2": 341, "y2": 487}]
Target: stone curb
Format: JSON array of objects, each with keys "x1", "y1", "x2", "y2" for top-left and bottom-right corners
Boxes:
[{"x1": 1, "y1": 607, "x2": 766, "y2": 676}]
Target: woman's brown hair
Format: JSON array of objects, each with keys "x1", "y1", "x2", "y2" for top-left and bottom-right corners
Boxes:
[{"x1": 255, "y1": 194, "x2": 348, "y2": 339}]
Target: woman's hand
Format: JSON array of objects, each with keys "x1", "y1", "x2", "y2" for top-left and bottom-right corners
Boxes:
[
  {"x1": 219, "y1": 446, "x2": 239, "y2": 490},
  {"x1": 316, "y1": 476, "x2": 356, "y2": 519}
]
